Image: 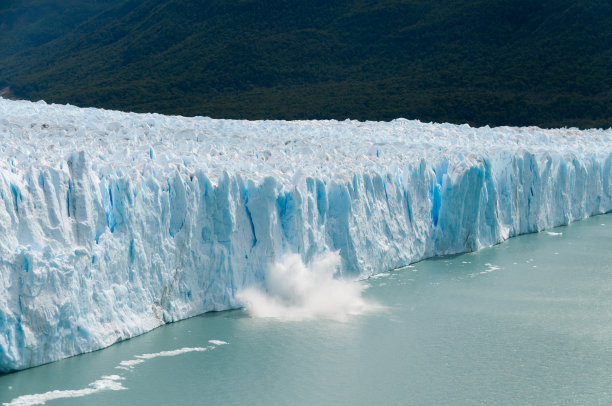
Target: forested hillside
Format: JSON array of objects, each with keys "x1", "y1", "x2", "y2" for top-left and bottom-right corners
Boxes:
[{"x1": 1, "y1": 0, "x2": 611, "y2": 128}]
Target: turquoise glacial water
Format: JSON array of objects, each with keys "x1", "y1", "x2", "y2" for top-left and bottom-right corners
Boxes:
[{"x1": 2, "y1": 214, "x2": 612, "y2": 405}]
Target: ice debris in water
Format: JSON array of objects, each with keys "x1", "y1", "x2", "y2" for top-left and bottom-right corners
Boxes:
[
  {"x1": 2, "y1": 98, "x2": 612, "y2": 371},
  {"x1": 4, "y1": 341, "x2": 228, "y2": 405},
  {"x1": 2, "y1": 375, "x2": 126, "y2": 406}
]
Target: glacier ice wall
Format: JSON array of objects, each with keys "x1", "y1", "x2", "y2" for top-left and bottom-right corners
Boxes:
[{"x1": 1, "y1": 98, "x2": 612, "y2": 372}]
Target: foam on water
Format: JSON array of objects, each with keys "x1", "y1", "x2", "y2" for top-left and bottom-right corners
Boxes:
[
  {"x1": 4, "y1": 341, "x2": 228, "y2": 405},
  {"x1": 469, "y1": 263, "x2": 501, "y2": 278},
  {"x1": 2, "y1": 375, "x2": 125, "y2": 406},
  {"x1": 116, "y1": 341, "x2": 228, "y2": 370},
  {"x1": 134, "y1": 347, "x2": 208, "y2": 360},
  {"x1": 237, "y1": 252, "x2": 379, "y2": 321},
  {"x1": 115, "y1": 359, "x2": 145, "y2": 370}
]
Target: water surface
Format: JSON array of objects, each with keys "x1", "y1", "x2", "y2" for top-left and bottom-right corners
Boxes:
[{"x1": 2, "y1": 214, "x2": 612, "y2": 405}]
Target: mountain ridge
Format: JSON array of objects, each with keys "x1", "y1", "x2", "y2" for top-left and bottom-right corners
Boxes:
[{"x1": 1, "y1": 0, "x2": 611, "y2": 128}]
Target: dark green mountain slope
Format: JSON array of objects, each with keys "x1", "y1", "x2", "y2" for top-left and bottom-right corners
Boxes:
[
  {"x1": 0, "y1": 0, "x2": 118, "y2": 57},
  {"x1": 1, "y1": 0, "x2": 611, "y2": 128}
]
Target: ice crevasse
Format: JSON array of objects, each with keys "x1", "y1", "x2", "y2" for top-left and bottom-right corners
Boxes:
[{"x1": 1, "y1": 98, "x2": 612, "y2": 372}]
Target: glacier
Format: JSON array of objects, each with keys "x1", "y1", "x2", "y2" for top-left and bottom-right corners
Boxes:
[{"x1": 1, "y1": 97, "x2": 612, "y2": 372}]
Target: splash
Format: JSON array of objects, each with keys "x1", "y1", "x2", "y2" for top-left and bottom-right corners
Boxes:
[{"x1": 236, "y1": 252, "x2": 379, "y2": 321}]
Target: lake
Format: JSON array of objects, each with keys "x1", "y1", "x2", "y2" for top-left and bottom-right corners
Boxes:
[{"x1": 2, "y1": 214, "x2": 612, "y2": 405}]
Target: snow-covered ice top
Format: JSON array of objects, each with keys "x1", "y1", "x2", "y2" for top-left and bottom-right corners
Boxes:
[{"x1": 2, "y1": 98, "x2": 610, "y2": 183}]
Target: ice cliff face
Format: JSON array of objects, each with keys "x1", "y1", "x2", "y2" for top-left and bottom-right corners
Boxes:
[{"x1": 1, "y1": 98, "x2": 612, "y2": 372}]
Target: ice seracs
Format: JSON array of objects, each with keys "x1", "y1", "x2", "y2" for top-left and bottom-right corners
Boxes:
[{"x1": 1, "y1": 98, "x2": 612, "y2": 372}]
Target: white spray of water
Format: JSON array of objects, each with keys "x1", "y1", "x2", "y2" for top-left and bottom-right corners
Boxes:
[{"x1": 236, "y1": 252, "x2": 380, "y2": 321}]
